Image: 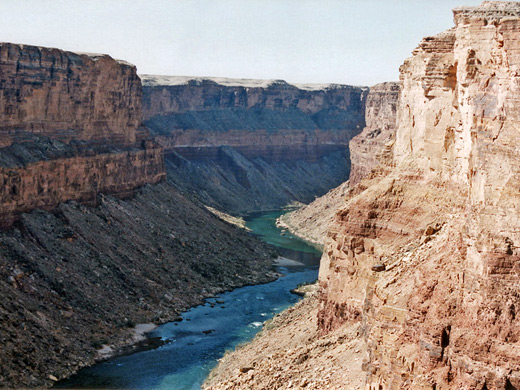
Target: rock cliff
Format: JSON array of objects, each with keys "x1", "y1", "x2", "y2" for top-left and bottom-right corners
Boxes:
[
  {"x1": 140, "y1": 75, "x2": 367, "y2": 214},
  {"x1": 207, "y1": 2, "x2": 520, "y2": 389},
  {"x1": 279, "y1": 82, "x2": 399, "y2": 247},
  {"x1": 0, "y1": 43, "x2": 277, "y2": 388},
  {"x1": 0, "y1": 43, "x2": 141, "y2": 147},
  {"x1": 348, "y1": 82, "x2": 400, "y2": 186},
  {"x1": 320, "y1": 2, "x2": 520, "y2": 388},
  {"x1": 0, "y1": 137, "x2": 164, "y2": 228},
  {"x1": 0, "y1": 43, "x2": 165, "y2": 227}
]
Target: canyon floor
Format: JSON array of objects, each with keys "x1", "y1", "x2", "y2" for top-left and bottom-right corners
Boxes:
[{"x1": 204, "y1": 285, "x2": 365, "y2": 390}]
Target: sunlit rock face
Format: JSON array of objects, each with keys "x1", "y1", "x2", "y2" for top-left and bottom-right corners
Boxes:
[
  {"x1": 0, "y1": 43, "x2": 165, "y2": 227},
  {"x1": 348, "y1": 81, "x2": 400, "y2": 186},
  {"x1": 0, "y1": 43, "x2": 142, "y2": 147},
  {"x1": 319, "y1": 2, "x2": 520, "y2": 389}
]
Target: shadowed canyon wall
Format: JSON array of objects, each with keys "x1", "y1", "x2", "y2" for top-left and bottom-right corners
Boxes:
[
  {"x1": 318, "y1": 2, "x2": 520, "y2": 389},
  {"x1": 0, "y1": 43, "x2": 165, "y2": 227},
  {"x1": 141, "y1": 75, "x2": 368, "y2": 214}
]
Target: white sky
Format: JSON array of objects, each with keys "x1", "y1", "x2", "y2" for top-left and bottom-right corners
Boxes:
[{"x1": 0, "y1": 0, "x2": 489, "y2": 86}]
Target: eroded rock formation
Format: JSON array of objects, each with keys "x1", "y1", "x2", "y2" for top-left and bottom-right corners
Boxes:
[
  {"x1": 0, "y1": 43, "x2": 141, "y2": 147},
  {"x1": 140, "y1": 75, "x2": 367, "y2": 214},
  {"x1": 348, "y1": 82, "x2": 400, "y2": 186},
  {"x1": 0, "y1": 43, "x2": 165, "y2": 227},
  {"x1": 319, "y1": 2, "x2": 520, "y2": 388}
]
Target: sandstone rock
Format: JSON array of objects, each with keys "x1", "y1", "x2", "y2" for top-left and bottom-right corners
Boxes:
[
  {"x1": 0, "y1": 137, "x2": 165, "y2": 228},
  {"x1": 0, "y1": 43, "x2": 141, "y2": 147},
  {"x1": 0, "y1": 42, "x2": 166, "y2": 227},
  {"x1": 317, "y1": 2, "x2": 520, "y2": 389},
  {"x1": 349, "y1": 82, "x2": 400, "y2": 186}
]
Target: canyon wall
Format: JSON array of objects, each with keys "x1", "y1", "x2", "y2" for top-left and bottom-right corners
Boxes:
[
  {"x1": 318, "y1": 2, "x2": 520, "y2": 389},
  {"x1": 0, "y1": 43, "x2": 165, "y2": 226},
  {"x1": 279, "y1": 82, "x2": 400, "y2": 246},
  {"x1": 348, "y1": 82, "x2": 400, "y2": 185},
  {"x1": 140, "y1": 76, "x2": 367, "y2": 214},
  {"x1": 0, "y1": 43, "x2": 141, "y2": 147},
  {"x1": 0, "y1": 138, "x2": 164, "y2": 228}
]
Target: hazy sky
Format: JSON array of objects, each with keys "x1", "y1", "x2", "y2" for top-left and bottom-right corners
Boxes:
[{"x1": 0, "y1": 0, "x2": 487, "y2": 86}]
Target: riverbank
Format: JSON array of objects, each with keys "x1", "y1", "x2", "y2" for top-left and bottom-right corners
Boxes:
[
  {"x1": 55, "y1": 210, "x2": 321, "y2": 390},
  {"x1": 0, "y1": 182, "x2": 278, "y2": 389},
  {"x1": 203, "y1": 286, "x2": 365, "y2": 390},
  {"x1": 277, "y1": 180, "x2": 351, "y2": 248}
]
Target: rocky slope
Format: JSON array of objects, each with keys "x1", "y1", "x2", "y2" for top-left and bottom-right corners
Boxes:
[
  {"x1": 0, "y1": 42, "x2": 276, "y2": 389},
  {"x1": 279, "y1": 82, "x2": 399, "y2": 246},
  {"x1": 0, "y1": 182, "x2": 276, "y2": 388},
  {"x1": 204, "y1": 287, "x2": 366, "y2": 390},
  {"x1": 208, "y1": 2, "x2": 520, "y2": 389},
  {"x1": 140, "y1": 76, "x2": 368, "y2": 214}
]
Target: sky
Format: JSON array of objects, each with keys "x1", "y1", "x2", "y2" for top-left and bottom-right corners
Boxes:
[{"x1": 0, "y1": 0, "x2": 489, "y2": 86}]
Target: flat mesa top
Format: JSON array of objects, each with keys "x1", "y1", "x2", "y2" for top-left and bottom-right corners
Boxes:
[
  {"x1": 454, "y1": 1, "x2": 520, "y2": 20},
  {"x1": 139, "y1": 74, "x2": 364, "y2": 91}
]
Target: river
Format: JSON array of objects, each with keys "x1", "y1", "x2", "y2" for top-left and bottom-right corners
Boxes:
[{"x1": 57, "y1": 211, "x2": 321, "y2": 390}]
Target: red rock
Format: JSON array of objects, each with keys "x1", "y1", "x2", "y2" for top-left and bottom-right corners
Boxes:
[{"x1": 0, "y1": 43, "x2": 165, "y2": 227}]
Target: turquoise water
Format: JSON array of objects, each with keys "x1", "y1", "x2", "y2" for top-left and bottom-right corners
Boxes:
[{"x1": 57, "y1": 211, "x2": 321, "y2": 390}]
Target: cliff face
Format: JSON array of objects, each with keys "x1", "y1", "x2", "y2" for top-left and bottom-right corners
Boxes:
[
  {"x1": 348, "y1": 82, "x2": 400, "y2": 185},
  {"x1": 140, "y1": 76, "x2": 367, "y2": 214},
  {"x1": 0, "y1": 43, "x2": 141, "y2": 147},
  {"x1": 0, "y1": 138, "x2": 164, "y2": 227},
  {"x1": 318, "y1": 2, "x2": 520, "y2": 389},
  {"x1": 0, "y1": 43, "x2": 165, "y2": 226},
  {"x1": 141, "y1": 76, "x2": 366, "y2": 160},
  {"x1": 279, "y1": 82, "x2": 399, "y2": 247}
]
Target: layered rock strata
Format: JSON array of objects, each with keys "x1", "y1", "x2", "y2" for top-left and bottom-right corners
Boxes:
[
  {"x1": 0, "y1": 43, "x2": 165, "y2": 227},
  {"x1": 0, "y1": 43, "x2": 141, "y2": 147},
  {"x1": 279, "y1": 82, "x2": 399, "y2": 246},
  {"x1": 141, "y1": 75, "x2": 366, "y2": 161},
  {"x1": 0, "y1": 137, "x2": 164, "y2": 227},
  {"x1": 140, "y1": 75, "x2": 367, "y2": 214},
  {"x1": 319, "y1": 2, "x2": 520, "y2": 389}
]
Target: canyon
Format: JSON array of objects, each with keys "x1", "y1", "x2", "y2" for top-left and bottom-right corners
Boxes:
[
  {"x1": 279, "y1": 82, "x2": 400, "y2": 247},
  {"x1": 206, "y1": 2, "x2": 520, "y2": 390},
  {"x1": 0, "y1": 43, "x2": 280, "y2": 388},
  {"x1": 141, "y1": 75, "x2": 367, "y2": 215},
  {"x1": 0, "y1": 39, "x2": 371, "y2": 388}
]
